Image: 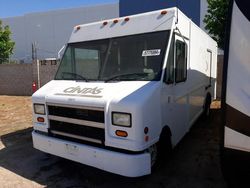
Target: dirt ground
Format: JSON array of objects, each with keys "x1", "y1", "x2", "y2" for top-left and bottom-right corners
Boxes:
[
  {"x1": 0, "y1": 96, "x2": 228, "y2": 188},
  {"x1": 0, "y1": 96, "x2": 32, "y2": 137}
]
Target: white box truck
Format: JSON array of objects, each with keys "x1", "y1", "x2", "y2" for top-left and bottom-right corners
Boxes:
[{"x1": 32, "y1": 7, "x2": 217, "y2": 177}]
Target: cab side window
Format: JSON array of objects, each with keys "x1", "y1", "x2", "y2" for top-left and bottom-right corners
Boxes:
[{"x1": 175, "y1": 40, "x2": 187, "y2": 83}]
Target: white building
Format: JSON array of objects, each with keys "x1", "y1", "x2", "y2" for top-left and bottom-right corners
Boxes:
[{"x1": 2, "y1": 3, "x2": 119, "y2": 63}]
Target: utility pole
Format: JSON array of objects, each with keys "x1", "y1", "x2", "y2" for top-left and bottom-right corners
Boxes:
[{"x1": 32, "y1": 42, "x2": 41, "y2": 89}]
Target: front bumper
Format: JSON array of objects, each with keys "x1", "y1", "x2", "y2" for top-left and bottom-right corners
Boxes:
[{"x1": 32, "y1": 131, "x2": 151, "y2": 177}]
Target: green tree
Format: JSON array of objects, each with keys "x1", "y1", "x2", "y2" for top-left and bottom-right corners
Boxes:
[
  {"x1": 204, "y1": 0, "x2": 230, "y2": 49},
  {"x1": 0, "y1": 20, "x2": 15, "y2": 64}
]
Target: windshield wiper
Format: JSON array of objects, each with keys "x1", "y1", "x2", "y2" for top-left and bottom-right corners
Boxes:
[
  {"x1": 62, "y1": 72, "x2": 88, "y2": 82},
  {"x1": 105, "y1": 73, "x2": 149, "y2": 83}
]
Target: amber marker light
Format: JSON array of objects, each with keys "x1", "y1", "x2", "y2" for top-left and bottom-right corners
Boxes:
[
  {"x1": 161, "y1": 10, "x2": 168, "y2": 15},
  {"x1": 37, "y1": 117, "x2": 45, "y2": 123},
  {"x1": 115, "y1": 130, "x2": 128, "y2": 137},
  {"x1": 124, "y1": 17, "x2": 130, "y2": 22},
  {"x1": 113, "y1": 19, "x2": 119, "y2": 24},
  {"x1": 75, "y1": 25, "x2": 81, "y2": 31},
  {"x1": 103, "y1": 21, "x2": 108, "y2": 26}
]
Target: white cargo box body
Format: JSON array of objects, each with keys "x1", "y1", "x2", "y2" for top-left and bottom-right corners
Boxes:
[{"x1": 32, "y1": 8, "x2": 217, "y2": 177}]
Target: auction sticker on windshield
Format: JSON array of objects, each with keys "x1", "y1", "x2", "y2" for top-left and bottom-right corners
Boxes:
[{"x1": 142, "y1": 49, "x2": 161, "y2": 57}]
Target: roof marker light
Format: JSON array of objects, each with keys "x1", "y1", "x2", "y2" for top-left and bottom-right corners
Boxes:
[
  {"x1": 103, "y1": 21, "x2": 108, "y2": 26},
  {"x1": 161, "y1": 10, "x2": 168, "y2": 15},
  {"x1": 124, "y1": 17, "x2": 130, "y2": 22},
  {"x1": 113, "y1": 19, "x2": 119, "y2": 24},
  {"x1": 75, "y1": 25, "x2": 81, "y2": 31}
]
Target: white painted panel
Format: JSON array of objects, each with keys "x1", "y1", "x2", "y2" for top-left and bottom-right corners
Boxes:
[
  {"x1": 200, "y1": 0, "x2": 208, "y2": 31},
  {"x1": 225, "y1": 126, "x2": 250, "y2": 152},
  {"x1": 2, "y1": 16, "x2": 29, "y2": 61},
  {"x1": 226, "y1": 2, "x2": 250, "y2": 116}
]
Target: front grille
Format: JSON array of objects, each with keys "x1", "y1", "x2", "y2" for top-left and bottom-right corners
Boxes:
[
  {"x1": 47, "y1": 104, "x2": 105, "y2": 144},
  {"x1": 48, "y1": 106, "x2": 104, "y2": 123},
  {"x1": 49, "y1": 120, "x2": 105, "y2": 142}
]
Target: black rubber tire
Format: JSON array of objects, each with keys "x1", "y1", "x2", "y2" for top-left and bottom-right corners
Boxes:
[
  {"x1": 147, "y1": 128, "x2": 172, "y2": 172},
  {"x1": 147, "y1": 144, "x2": 158, "y2": 168},
  {"x1": 203, "y1": 95, "x2": 211, "y2": 119},
  {"x1": 158, "y1": 133, "x2": 172, "y2": 160},
  {"x1": 154, "y1": 128, "x2": 172, "y2": 169}
]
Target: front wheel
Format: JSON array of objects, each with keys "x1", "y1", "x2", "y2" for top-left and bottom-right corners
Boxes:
[
  {"x1": 147, "y1": 131, "x2": 172, "y2": 169},
  {"x1": 147, "y1": 144, "x2": 158, "y2": 167}
]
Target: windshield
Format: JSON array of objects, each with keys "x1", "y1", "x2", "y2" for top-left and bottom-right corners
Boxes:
[{"x1": 55, "y1": 31, "x2": 170, "y2": 82}]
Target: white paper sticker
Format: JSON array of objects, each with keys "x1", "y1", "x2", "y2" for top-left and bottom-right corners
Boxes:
[{"x1": 142, "y1": 49, "x2": 161, "y2": 57}]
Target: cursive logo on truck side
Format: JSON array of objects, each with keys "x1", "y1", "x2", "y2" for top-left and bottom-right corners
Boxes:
[{"x1": 55, "y1": 86, "x2": 104, "y2": 98}]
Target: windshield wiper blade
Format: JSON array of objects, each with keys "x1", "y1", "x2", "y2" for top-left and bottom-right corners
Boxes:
[
  {"x1": 62, "y1": 72, "x2": 89, "y2": 82},
  {"x1": 105, "y1": 73, "x2": 149, "y2": 83}
]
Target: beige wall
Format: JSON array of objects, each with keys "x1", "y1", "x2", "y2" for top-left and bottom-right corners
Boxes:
[
  {"x1": 0, "y1": 61, "x2": 59, "y2": 96},
  {"x1": 0, "y1": 64, "x2": 33, "y2": 96}
]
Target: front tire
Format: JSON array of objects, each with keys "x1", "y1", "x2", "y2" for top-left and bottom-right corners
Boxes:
[
  {"x1": 147, "y1": 144, "x2": 158, "y2": 167},
  {"x1": 147, "y1": 129, "x2": 172, "y2": 169}
]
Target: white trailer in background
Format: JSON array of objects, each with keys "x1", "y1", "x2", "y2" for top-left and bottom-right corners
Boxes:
[
  {"x1": 221, "y1": 0, "x2": 250, "y2": 181},
  {"x1": 32, "y1": 7, "x2": 217, "y2": 177}
]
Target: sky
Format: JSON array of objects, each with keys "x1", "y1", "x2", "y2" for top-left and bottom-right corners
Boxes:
[{"x1": 0, "y1": 0, "x2": 118, "y2": 18}]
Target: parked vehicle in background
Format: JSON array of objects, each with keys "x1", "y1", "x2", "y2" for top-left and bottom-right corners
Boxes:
[
  {"x1": 32, "y1": 7, "x2": 217, "y2": 177},
  {"x1": 221, "y1": 0, "x2": 250, "y2": 182}
]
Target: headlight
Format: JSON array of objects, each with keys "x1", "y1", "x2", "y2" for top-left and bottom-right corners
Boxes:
[
  {"x1": 34, "y1": 104, "x2": 45, "y2": 115},
  {"x1": 112, "y1": 112, "x2": 131, "y2": 127}
]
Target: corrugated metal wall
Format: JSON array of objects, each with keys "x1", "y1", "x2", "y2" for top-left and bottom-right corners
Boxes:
[{"x1": 3, "y1": 3, "x2": 119, "y2": 63}]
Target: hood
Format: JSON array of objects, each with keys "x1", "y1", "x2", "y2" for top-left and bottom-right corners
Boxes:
[{"x1": 32, "y1": 80, "x2": 160, "y2": 108}]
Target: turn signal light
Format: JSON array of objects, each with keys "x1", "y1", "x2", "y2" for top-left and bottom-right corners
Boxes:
[
  {"x1": 115, "y1": 130, "x2": 128, "y2": 137},
  {"x1": 161, "y1": 10, "x2": 168, "y2": 15},
  {"x1": 37, "y1": 117, "x2": 45, "y2": 123}
]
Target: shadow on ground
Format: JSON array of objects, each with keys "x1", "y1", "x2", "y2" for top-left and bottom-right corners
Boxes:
[{"x1": 0, "y1": 109, "x2": 227, "y2": 188}]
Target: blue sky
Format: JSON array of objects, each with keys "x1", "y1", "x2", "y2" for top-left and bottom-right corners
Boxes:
[{"x1": 0, "y1": 0, "x2": 118, "y2": 18}]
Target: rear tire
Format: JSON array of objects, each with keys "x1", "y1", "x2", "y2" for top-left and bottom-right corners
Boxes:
[{"x1": 203, "y1": 94, "x2": 211, "y2": 118}]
